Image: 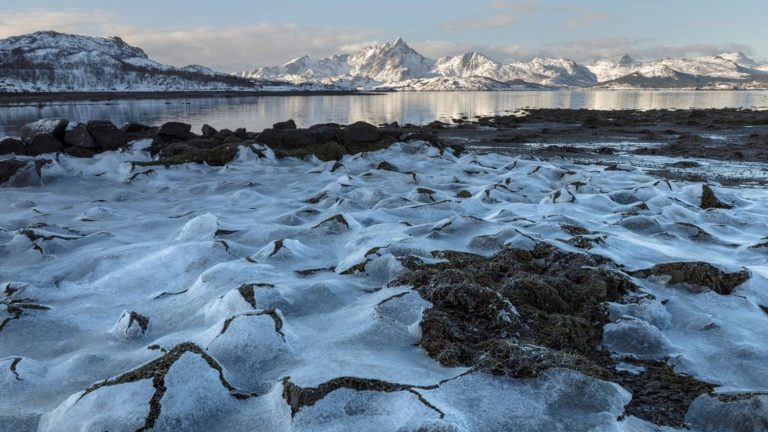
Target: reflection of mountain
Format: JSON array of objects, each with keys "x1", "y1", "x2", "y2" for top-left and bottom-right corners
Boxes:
[
  {"x1": 243, "y1": 38, "x2": 768, "y2": 90},
  {"x1": 3, "y1": 91, "x2": 767, "y2": 138}
]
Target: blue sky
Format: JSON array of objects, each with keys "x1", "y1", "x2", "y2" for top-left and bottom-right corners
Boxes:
[{"x1": 0, "y1": 0, "x2": 764, "y2": 71}]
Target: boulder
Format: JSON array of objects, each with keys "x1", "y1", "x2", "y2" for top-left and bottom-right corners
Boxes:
[
  {"x1": 0, "y1": 160, "x2": 27, "y2": 184},
  {"x1": 86, "y1": 120, "x2": 128, "y2": 150},
  {"x1": 20, "y1": 118, "x2": 68, "y2": 143},
  {"x1": 26, "y1": 134, "x2": 63, "y2": 155},
  {"x1": 201, "y1": 124, "x2": 218, "y2": 138},
  {"x1": 273, "y1": 119, "x2": 297, "y2": 130},
  {"x1": 157, "y1": 122, "x2": 192, "y2": 139},
  {"x1": 62, "y1": 146, "x2": 98, "y2": 158},
  {"x1": 64, "y1": 124, "x2": 98, "y2": 149},
  {"x1": 0, "y1": 137, "x2": 24, "y2": 155},
  {"x1": 701, "y1": 184, "x2": 733, "y2": 210},
  {"x1": 234, "y1": 128, "x2": 248, "y2": 139},
  {"x1": 120, "y1": 122, "x2": 153, "y2": 133},
  {"x1": 346, "y1": 121, "x2": 380, "y2": 143},
  {"x1": 275, "y1": 141, "x2": 346, "y2": 162},
  {"x1": 258, "y1": 129, "x2": 320, "y2": 150}
]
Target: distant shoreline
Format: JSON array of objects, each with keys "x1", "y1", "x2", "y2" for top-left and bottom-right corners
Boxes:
[{"x1": 0, "y1": 90, "x2": 384, "y2": 105}]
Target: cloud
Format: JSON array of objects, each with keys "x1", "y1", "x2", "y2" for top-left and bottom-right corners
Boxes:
[
  {"x1": 0, "y1": 9, "x2": 375, "y2": 72},
  {"x1": 0, "y1": 9, "x2": 126, "y2": 37},
  {"x1": 564, "y1": 12, "x2": 611, "y2": 29},
  {"x1": 441, "y1": 15, "x2": 518, "y2": 31},
  {"x1": 128, "y1": 25, "x2": 375, "y2": 72}
]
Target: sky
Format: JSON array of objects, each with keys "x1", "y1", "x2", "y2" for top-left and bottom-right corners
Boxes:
[{"x1": 0, "y1": 0, "x2": 765, "y2": 72}]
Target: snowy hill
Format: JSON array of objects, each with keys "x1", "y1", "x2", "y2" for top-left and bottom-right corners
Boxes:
[
  {"x1": 0, "y1": 31, "x2": 309, "y2": 93},
  {"x1": 244, "y1": 38, "x2": 768, "y2": 90},
  {"x1": 589, "y1": 51, "x2": 768, "y2": 88}
]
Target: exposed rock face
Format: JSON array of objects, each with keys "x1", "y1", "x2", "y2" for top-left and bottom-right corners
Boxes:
[
  {"x1": 346, "y1": 121, "x2": 381, "y2": 142},
  {"x1": 700, "y1": 184, "x2": 733, "y2": 209},
  {"x1": 120, "y1": 122, "x2": 154, "y2": 133},
  {"x1": 0, "y1": 160, "x2": 28, "y2": 185},
  {"x1": 395, "y1": 244, "x2": 635, "y2": 375},
  {"x1": 0, "y1": 137, "x2": 24, "y2": 155},
  {"x1": 64, "y1": 124, "x2": 98, "y2": 149},
  {"x1": 20, "y1": 118, "x2": 68, "y2": 143},
  {"x1": 393, "y1": 243, "x2": 717, "y2": 427},
  {"x1": 26, "y1": 134, "x2": 63, "y2": 156},
  {"x1": 631, "y1": 262, "x2": 750, "y2": 295},
  {"x1": 273, "y1": 119, "x2": 297, "y2": 130},
  {"x1": 201, "y1": 124, "x2": 218, "y2": 138},
  {"x1": 157, "y1": 122, "x2": 193, "y2": 140},
  {"x1": 86, "y1": 120, "x2": 128, "y2": 150}
]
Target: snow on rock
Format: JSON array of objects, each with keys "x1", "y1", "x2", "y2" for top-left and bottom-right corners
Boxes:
[{"x1": 2, "y1": 140, "x2": 768, "y2": 429}]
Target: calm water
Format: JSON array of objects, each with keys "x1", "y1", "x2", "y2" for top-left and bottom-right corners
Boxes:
[{"x1": 2, "y1": 90, "x2": 768, "y2": 137}]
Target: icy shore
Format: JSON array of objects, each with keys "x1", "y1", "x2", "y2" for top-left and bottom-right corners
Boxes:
[{"x1": 1, "y1": 133, "x2": 768, "y2": 430}]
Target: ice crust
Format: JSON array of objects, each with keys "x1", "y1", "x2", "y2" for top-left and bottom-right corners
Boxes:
[{"x1": 1, "y1": 140, "x2": 767, "y2": 430}]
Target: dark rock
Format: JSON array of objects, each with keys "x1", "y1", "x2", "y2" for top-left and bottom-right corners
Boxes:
[
  {"x1": 201, "y1": 124, "x2": 218, "y2": 138},
  {"x1": 426, "y1": 120, "x2": 447, "y2": 130},
  {"x1": 26, "y1": 134, "x2": 63, "y2": 155},
  {"x1": 632, "y1": 262, "x2": 750, "y2": 295},
  {"x1": 457, "y1": 190, "x2": 472, "y2": 198},
  {"x1": 157, "y1": 122, "x2": 192, "y2": 139},
  {"x1": 701, "y1": 184, "x2": 733, "y2": 209},
  {"x1": 402, "y1": 132, "x2": 442, "y2": 147},
  {"x1": 120, "y1": 122, "x2": 154, "y2": 133},
  {"x1": 62, "y1": 146, "x2": 98, "y2": 158},
  {"x1": 667, "y1": 161, "x2": 702, "y2": 168},
  {"x1": 234, "y1": 128, "x2": 248, "y2": 139},
  {"x1": 137, "y1": 143, "x2": 239, "y2": 167},
  {"x1": 86, "y1": 120, "x2": 128, "y2": 150},
  {"x1": 64, "y1": 124, "x2": 98, "y2": 149},
  {"x1": 0, "y1": 137, "x2": 24, "y2": 155},
  {"x1": 222, "y1": 135, "x2": 244, "y2": 145},
  {"x1": 273, "y1": 119, "x2": 297, "y2": 130},
  {"x1": 0, "y1": 160, "x2": 27, "y2": 184},
  {"x1": 346, "y1": 121, "x2": 381, "y2": 143},
  {"x1": 275, "y1": 141, "x2": 346, "y2": 162},
  {"x1": 20, "y1": 118, "x2": 68, "y2": 143}
]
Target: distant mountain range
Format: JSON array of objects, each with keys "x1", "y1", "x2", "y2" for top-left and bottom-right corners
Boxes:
[
  {"x1": 0, "y1": 31, "x2": 336, "y2": 92},
  {"x1": 1, "y1": 31, "x2": 767, "y2": 92},
  {"x1": 242, "y1": 38, "x2": 768, "y2": 90}
]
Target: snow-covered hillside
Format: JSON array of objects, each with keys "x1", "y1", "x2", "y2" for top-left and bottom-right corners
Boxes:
[
  {"x1": 0, "y1": 31, "x2": 308, "y2": 93},
  {"x1": 244, "y1": 39, "x2": 768, "y2": 90},
  {"x1": 241, "y1": 38, "x2": 595, "y2": 90},
  {"x1": 588, "y1": 52, "x2": 768, "y2": 88}
]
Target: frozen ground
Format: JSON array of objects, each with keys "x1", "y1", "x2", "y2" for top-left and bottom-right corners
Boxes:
[{"x1": 1, "y1": 140, "x2": 767, "y2": 431}]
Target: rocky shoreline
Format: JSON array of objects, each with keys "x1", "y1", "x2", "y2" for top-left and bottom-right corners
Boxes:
[
  {"x1": 2, "y1": 109, "x2": 768, "y2": 430},
  {"x1": 0, "y1": 90, "x2": 378, "y2": 105}
]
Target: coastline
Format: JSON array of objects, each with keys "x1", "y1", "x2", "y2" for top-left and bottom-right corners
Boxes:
[{"x1": 0, "y1": 90, "x2": 383, "y2": 105}]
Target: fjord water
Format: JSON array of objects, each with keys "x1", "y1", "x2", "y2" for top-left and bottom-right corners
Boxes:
[{"x1": 2, "y1": 90, "x2": 768, "y2": 137}]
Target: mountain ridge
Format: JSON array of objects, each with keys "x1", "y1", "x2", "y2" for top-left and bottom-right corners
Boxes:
[{"x1": 2, "y1": 31, "x2": 767, "y2": 92}]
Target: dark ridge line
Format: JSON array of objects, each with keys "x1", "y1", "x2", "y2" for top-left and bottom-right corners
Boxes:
[
  {"x1": 280, "y1": 368, "x2": 477, "y2": 417},
  {"x1": 76, "y1": 342, "x2": 256, "y2": 428},
  {"x1": 216, "y1": 309, "x2": 284, "y2": 341},
  {"x1": 9, "y1": 357, "x2": 23, "y2": 381}
]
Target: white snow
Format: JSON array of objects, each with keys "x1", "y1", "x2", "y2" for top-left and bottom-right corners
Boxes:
[{"x1": 2, "y1": 139, "x2": 768, "y2": 430}]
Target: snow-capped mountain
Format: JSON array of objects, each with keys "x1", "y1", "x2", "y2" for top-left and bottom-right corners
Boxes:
[
  {"x1": 240, "y1": 38, "x2": 595, "y2": 90},
  {"x1": 244, "y1": 39, "x2": 768, "y2": 90},
  {"x1": 587, "y1": 55, "x2": 639, "y2": 83},
  {"x1": 589, "y1": 51, "x2": 768, "y2": 88},
  {"x1": 0, "y1": 31, "x2": 305, "y2": 92}
]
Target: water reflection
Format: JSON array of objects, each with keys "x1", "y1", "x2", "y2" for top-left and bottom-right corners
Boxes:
[{"x1": 1, "y1": 90, "x2": 767, "y2": 137}]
